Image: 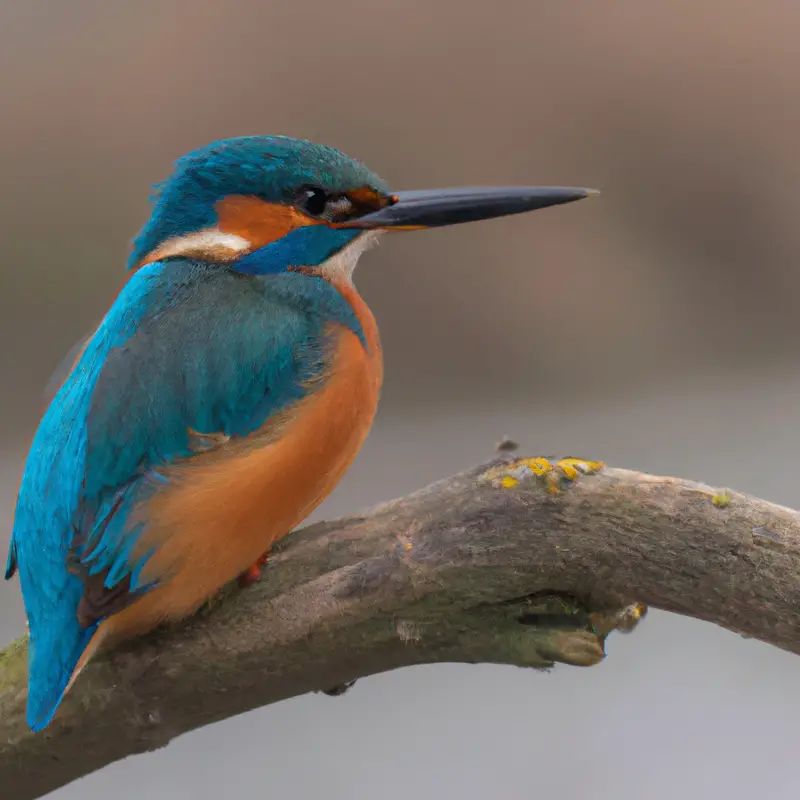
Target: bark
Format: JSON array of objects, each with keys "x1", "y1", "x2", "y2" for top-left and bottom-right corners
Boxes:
[{"x1": 1, "y1": 451, "x2": 799, "y2": 800}]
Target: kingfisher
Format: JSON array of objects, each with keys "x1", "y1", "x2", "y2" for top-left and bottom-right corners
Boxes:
[{"x1": 5, "y1": 135, "x2": 595, "y2": 732}]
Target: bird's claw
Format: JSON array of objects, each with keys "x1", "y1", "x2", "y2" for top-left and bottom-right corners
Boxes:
[{"x1": 237, "y1": 551, "x2": 270, "y2": 588}]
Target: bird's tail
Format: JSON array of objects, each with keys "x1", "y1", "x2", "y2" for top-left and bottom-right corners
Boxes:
[{"x1": 24, "y1": 579, "x2": 98, "y2": 732}]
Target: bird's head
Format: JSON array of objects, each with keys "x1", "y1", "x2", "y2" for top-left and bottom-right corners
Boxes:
[{"x1": 130, "y1": 135, "x2": 595, "y2": 280}]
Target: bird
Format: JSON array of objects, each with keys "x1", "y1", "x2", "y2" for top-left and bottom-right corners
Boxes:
[{"x1": 5, "y1": 135, "x2": 596, "y2": 732}]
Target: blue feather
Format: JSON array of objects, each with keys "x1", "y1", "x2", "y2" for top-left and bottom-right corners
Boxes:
[
  {"x1": 11, "y1": 262, "x2": 163, "y2": 730},
  {"x1": 234, "y1": 226, "x2": 362, "y2": 274},
  {"x1": 8, "y1": 256, "x2": 363, "y2": 730}
]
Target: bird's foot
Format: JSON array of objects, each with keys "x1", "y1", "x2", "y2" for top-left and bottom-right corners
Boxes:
[
  {"x1": 237, "y1": 552, "x2": 270, "y2": 588},
  {"x1": 482, "y1": 455, "x2": 605, "y2": 493}
]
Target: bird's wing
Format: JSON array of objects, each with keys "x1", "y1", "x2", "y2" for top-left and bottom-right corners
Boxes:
[
  {"x1": 9, "y1": 258, "x2": 361, "y2": 730},
  {"x1": 3, "y1": 329, "x2": 97, "y2": 580}
]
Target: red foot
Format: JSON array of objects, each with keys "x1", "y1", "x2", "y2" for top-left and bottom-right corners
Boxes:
[{"x1": 237, "y1": 552, "x2": 270, "y2": 588}]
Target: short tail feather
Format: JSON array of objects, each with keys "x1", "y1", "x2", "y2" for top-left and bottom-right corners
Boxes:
[{"x1": 25, "y1": 583, "x2": 99, "y2": 732}]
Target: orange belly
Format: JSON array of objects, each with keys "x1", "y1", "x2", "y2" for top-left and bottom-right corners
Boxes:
[{"x1": 80, "y1": 284, "x2": 382, "y2": 663}]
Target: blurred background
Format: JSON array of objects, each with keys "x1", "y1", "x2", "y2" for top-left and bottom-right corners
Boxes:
[{"x1": 1, "y1": 1, "x2": 799, "y2": 797}]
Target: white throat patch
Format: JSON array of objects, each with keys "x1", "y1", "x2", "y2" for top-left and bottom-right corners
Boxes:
[{"x1": 315, "y1": 230, "x2": 384, "y2": 282}]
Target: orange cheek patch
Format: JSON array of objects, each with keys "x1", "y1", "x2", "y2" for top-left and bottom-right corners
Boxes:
[
  {"x1": 215, "y1": 195, "x2": 320, "y2": 250},
  {"x1": 348, "y1": 187, "x2": 394, "y2": 209}
]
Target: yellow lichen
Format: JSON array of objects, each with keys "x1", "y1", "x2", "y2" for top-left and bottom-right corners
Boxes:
[
  {"x1": 525, "y1": 457, "x2": 555, "y2": 476},
  {"x1": 628, "y1": 603, "x2": 647, "y2": 621},
  {"x1": 692, "y1": 488, "x2": 733, "y2": 508},
  {"x1": 713, "y1": 491, "x2": 732, "y2": 508},
  {"x1": 483, "y1": 456, "x2": 605, "y2": 493}
]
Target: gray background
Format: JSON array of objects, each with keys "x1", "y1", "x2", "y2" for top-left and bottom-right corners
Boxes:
[{"x1": 1, "y1": 2, "x2": 799, "y2": 797}]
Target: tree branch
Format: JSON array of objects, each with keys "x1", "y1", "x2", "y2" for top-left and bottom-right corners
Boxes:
[{"x1": 2, "y1": 452, "x2": 799, "y2": 799}]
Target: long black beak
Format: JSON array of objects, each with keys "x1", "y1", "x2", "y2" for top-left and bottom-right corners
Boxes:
[{"x1": 344, "y1": 186, "x2": 598, "y2": 230}]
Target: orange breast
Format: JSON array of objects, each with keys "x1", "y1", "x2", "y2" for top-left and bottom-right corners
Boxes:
[{"x1": 85, "y1": 281, "x2": 382, "y2": 654}]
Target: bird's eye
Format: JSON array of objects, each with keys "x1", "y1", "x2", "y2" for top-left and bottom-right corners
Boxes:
[
  {"x1": 294, "y1": 185, "x2": 359, "y2": 222},
  {"x1": 297, "y1": 186, "x2": 331, "y2": 218}
]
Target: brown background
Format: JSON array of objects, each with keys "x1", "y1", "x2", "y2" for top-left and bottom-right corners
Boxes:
[{"x1": 1, "y1": 2, "x2": 799, "y2": 798}]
